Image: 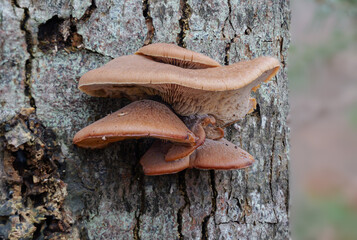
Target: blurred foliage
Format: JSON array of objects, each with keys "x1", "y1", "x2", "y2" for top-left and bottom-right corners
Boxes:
[
  {"x1": 289, "y1": 0, "x2": 357, "y2": 91},
  {"x1": 294, "y1": 196, "x2": 357, "y2": 240},
  {"x1": 291, "y1": 0, "x2": 357, "y2": 238},
  {"x1": 288, "y1": 30, "x2": 356, "y2": 90},
  {"x1": 313, "y1": 0, "x2": 357, "y2": 16},
  {"x1": 348, "y1": 104, "x2": 357, "y2": 128}
]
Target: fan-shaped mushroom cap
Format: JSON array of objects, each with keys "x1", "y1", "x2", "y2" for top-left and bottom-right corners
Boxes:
[
  {"x1": 73, "y1": 100, "x2": 196, "y2": 148},
  {"x1": 135, "y1": 43, "x2": 221, "y2": 69},
  {"x1": 79, "y1": 52, "x2": 280, "y2": 126},
  {"x1": 192, "y1": 138, "x2": 254, "y2": 170},
  {"x1": 140, "y1": 141, "x2": 190, "y2": 176},
  {"x1": 140, "y1": 138, "x2": 254, "y2": 175}
]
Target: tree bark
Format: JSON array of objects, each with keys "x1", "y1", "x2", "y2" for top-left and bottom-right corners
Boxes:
[{"x1": 0, "y1": 0, "x2": 290, "y2": 239}]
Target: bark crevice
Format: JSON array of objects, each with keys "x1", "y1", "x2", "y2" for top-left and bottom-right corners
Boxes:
[
  {"x1": 80, "y1": 0, "x2": 97, "y2": 22},
  {"x1": 270, "y1": 124, "x2": 277, "y2": 206},
  {"x1": 13, "y1": 0, "x2": 36, "y2": 110},
  {"x1": 177, "y1": 171, "x2": 190, "y2": 240},
  {"x1": 224, "y1": 39, "x2": 236, "y2": 66},
  {"x1": 201, "y1": 170, "x2": 217, "y2": 240},
  {"x1": 142, "y1": 0, "x2": 155, "y2": 45},
  {"x1": 176, "y1": 0, "x2": 192, "y2": 48},
  {"x1": 133, "y1": 168, "x2": 146, "y2": 240},
  {"x1": 226, "y1": 0, "x2": 236, "y2": 33},
  {"x1": 82, "y1": 47, "x2": 113, "y2": 58},
  {"x1": 279, "y1": 36, "x2": 286, "y2": 66}
]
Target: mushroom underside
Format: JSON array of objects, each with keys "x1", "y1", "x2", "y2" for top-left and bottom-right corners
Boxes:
[
  {"x1": 78, "y1": 54, "x2": 279, "y2": 126},
  {"x1": 80, "y1": 84, "x2": 255, "y2": 126}
]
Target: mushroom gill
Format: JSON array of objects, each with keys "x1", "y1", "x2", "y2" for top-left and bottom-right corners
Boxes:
[{"x1": 78, "y1": 51, "x2": 280, "y2": 126}]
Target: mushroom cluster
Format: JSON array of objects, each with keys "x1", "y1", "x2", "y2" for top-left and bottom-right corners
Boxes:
[{"x1": 73, "y1": 43, "x2": 280, "y2": 175}]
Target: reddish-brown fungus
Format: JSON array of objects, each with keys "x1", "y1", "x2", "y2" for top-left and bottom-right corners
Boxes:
[{"x1": 73, "y1": 100, "x2": 196, "y2": 148}]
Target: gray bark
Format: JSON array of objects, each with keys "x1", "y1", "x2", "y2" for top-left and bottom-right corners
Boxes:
[{"x1": 0, "y1": 0, "x2": 290, "y2": 239}]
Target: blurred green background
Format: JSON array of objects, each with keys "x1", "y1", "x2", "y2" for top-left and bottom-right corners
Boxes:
[{"x1": 290, "y1": 0, "x2": 357, "y2": 239}]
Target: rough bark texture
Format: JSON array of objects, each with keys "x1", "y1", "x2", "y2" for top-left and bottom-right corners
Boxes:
[{"x1": 0, "y1": 0, "x2": 290, "y2": 239}]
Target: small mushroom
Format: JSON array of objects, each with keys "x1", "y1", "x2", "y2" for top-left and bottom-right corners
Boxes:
[
  {"x1": 140, "y1": 138, "x2": 254, "y2": 176},
  {"x1": 73, "y1": 100, "x2": 196, "y2": 148},
  {"x1": 135, "y1": 43, "x2": 221, "y2": 69},
  {"x1": 192, "y1": 138, "x2": 254, "y2": 170},
  {"x1": 78, "y1": 49, "x2": 279, "y2": 126},
  {"x1": 140, "y1": 141, "x2": 190, "y2": 176}
]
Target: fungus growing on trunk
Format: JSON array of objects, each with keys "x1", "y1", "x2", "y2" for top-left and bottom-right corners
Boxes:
[
  {"x1": 140, "y1": 138, "x2": 254, "y2": 176},
  {"x1": 78, "y1": 47, "x2": 280, "y2": 126},
  {"x1": 73, "y1": 100, "x2": 196, "y2": 148},
  {"x1": 74, "y1": 43, "x2": 279, "y2": 175}
]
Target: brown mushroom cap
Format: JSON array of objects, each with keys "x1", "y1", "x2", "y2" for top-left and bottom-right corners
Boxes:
[
  {"x1": 79, "y1": 54, "x2": 279, "y2": 92},
  {"x1": 140, "y1": 141, "x2": 190, "y2": 176},
  {"x1": 78, "y1": 53, "x2": 280, "y2": 126},
  {"x1": 135, "y1": 43, "x2": 221, "y2": 69},
  {"x1": 140, "y1": 138, "x2": 254, "y2": 176},
  {"x1": 73, "y1": 100, "x2": 196, "y2": 148},
  {"x1": 192, "y1": 138, "x2": 254, "y2": 170}
]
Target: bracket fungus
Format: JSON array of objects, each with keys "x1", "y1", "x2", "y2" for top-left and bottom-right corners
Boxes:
[
  {"x1": 73, "y1": 100, "x2": 196, "y2": 148},
  {"x1": 74, "y1": 43, "x2": 281, "y2": 176},
  {"x1": 78, "y1": 43, "x2": 280, "y2": 126},
  {"x1": 140, "y1": 138, "x2": 254, "y2": 176}
]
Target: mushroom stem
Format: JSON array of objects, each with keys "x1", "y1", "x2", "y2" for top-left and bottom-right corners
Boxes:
[{"x1": 164, "y1": 115, "x2": 208, "y2": 162}]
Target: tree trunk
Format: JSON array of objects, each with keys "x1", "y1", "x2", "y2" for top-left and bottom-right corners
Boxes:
[{"x1": 0, "y1": 0, "x2": 290, "y2": 239}]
